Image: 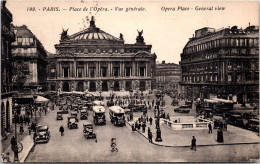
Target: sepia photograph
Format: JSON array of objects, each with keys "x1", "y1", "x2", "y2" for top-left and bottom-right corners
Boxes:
[{"x1": 1, "y1": 0, "x2": 259, "y2": 162}]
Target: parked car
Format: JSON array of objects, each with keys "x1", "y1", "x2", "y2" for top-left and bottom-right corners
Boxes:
[
  {"x1": 67, "y1": 116, "x2": 78, "y2": 129},
  {"x1": 171, "y1": 99, "x2": 179, "y2": 106},
  {"x1": 174, "y1": 105, "x2": 191, "y2": 113},
  {"x1": 56, "y1": 111, "x2": 63, "y2": 120},
  {"x1": 247, "y1": 119, "x2": 259, "y2": 132},
  {"x1": 35, "y1": 125, "x2": 50, "y2": 143}
]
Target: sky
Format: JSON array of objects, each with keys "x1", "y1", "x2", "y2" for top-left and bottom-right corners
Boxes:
[{"x1": 6, "y1": 0, "x2": 259, "y2": 64}]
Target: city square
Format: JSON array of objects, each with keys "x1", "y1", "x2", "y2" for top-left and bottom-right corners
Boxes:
[{"x1": 1, "y1": 1, "x2": 259, "y2": 163}]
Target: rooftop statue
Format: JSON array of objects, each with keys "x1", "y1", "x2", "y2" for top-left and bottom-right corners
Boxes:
[
  {"x1": 137, "y1": 30, "x2": 143, "y2": 37},
  {"x1": 120, "y1": 33, "x2": 124, "y2": 40},
  {"x1": 60, "y1": 28, "x2": 69, "y2": 40}
]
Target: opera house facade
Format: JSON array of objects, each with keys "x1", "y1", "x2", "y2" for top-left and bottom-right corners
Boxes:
[{"x1": 46, "y1": 17, "x2": 157, "y2": 92}]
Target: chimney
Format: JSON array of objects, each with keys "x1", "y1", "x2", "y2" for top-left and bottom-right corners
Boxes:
[
  {"x1": 2, "y1": 0, "x2": 6, "y2": 7},
  {"x1": 162, "y1": 60, "x2": 165, "y2": 64}
]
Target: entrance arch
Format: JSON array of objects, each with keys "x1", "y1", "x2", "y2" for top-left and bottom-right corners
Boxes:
[
  {"x1": 140, "y1": 81, "x2": 146, "y2": 91},
  {"x1": 102, "y1": 81, "x2": 108, "y2": 91},
  {"x1": 6, "y1": 101, "x2": 10, "y2": 132},
  {"x1": 89, "y1": 81, "x2": 96, "y2": 92},
  {"x1": 63, "y1": 82, "x2": 70, "y2": 92},
  {"x1": 125, "y1": 81, "x2": 132, "y2": 91},
  {"x1": 114, "y1": 81, "x2": 120, "y2": 91},
  {"x1": 77, "y1": 81, "x2": 84, "y2": 92}
]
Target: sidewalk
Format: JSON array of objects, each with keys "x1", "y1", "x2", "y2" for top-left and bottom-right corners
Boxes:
[
  {"x1": 1, "y1": 106, "x2": 53, "y2": 162},
  {"x1": 2, "y1": 135, "x2": 35, "y2": 162},
  {"x1": 126, "y1": 117, "x2": 260, "y2": 147}
]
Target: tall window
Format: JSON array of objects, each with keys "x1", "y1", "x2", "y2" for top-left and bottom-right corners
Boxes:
[
  {"x1": 101, "y1": 67, "x2": 107, "y2": 77},
  {"x1": 113, "y1": 67, "x2": 119, "y2": 77},
  {"x1": 77, "y1": 67, "x2": 83, "y2": 77},
  {"x1": 89, "y1": 67, "x2": 95, "y2": 77},
  {"x1": 139, "y1": 67, "x2": 145, "y2": 77},
  {"x1": 125, "y1": 67, "x2": 131, "y2": 77},
  {"x1": 228, "y1": 75, "x2": 232, "y2": 82},
  {"x1": 63, "y1": 67, "x2": 69, "y2": 78}
]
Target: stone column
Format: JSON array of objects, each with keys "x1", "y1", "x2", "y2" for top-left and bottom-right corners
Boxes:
[
  {"x1": 96, "y1": 62, "x2": 99, "y2": 77},
  {"x1": 137, "y1": 62, "x2": 139, "y2": 76},
  {"x1": 132, "y1": 62, "x2": 135, "y2": 77},
  {"x1": 73, "y1": 61, "x2": 76, "y2": 77},
  {"x1": 86, "y1": 62, "x2": 89, "y2": 77},
  {"x1": 145, "y1": 62, "x2": 148, "y2": 77},
  {"x1": 108, "y1": 62, "x2": 111, "y2": 77},
  {"x1": 122, "y1": 62, "x2": 125, "y2": 77},
  {"x1": 59, "y1": 62, "x2": 62, "y2": 78},
  {"x1": 83, "y1": 62, "x2": 86, "y2": 77}
]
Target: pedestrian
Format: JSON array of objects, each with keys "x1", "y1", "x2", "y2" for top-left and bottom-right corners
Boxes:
[
  {"x1": 146, "y1": 115, "x2": 149, "y2": 122},
  {"x1": 142, "y1": 122, "x2": 146, "y2": 133},
  {"x1": 28, "y1": 124, "x2": 31, "y2": 135},
  {"x1": 148, "y1": 131, "x2": 153, "y2": 143},
  {"x1": 19, "y1": 125, "x2": 24, "y2": 134},
  {"x1": 44, "y1": 106, "x2": 47, "y2": 115},
  {"x1": 131, "y1": 124, "x2": 135, "y2": 132},
  {"x1": 20, "y1": 116, "x2": 23, "y2": 125},
  {"x1": 149, "y1": 117, "x2": 153, "y2": 125},
  {"x1": 59, "y1": 125, "x2": 64, "y2": 136},
  {"x1": 152, "y1": 100, "x2": 154, "y2": 107},
  {"x1": 27, "y1": 117, "x2": 31, "y2": 126},
  {"x1": 191, "y1": 136, "x2": 196, "y2": 151},
  {"x1": 10, "y1": 136, "x2": 16, "y2": 150},
  {"x1": 208, "y1": 123, "x2": 212, "y2": 133}
]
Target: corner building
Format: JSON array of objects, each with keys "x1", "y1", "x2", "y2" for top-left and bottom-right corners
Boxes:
[
  {"x1": 1, "y1": 0, "x2": 15, "y2": 135},
  {"x1": 180, "y1": 25, "x2": 259, "y2": 104},
  {"x1": 47, "y1": 17, "x2": 156, "y2": 92}
]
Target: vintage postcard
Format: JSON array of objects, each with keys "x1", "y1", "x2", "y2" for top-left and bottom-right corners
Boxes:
[{"x1": 1, "y1": 0, "x2": 259, "y2": 163}]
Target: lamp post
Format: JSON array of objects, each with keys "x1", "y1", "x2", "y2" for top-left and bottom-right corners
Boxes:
[
  {"x1": 33, "y1": 95, "x2": 37, "y2": 122},
  {"x1": 13, "y1": 112, "x2": 19, "y2": 162},
  {"x1": 155, "y1": 93, "x2": 162, "y2": 142},
  {"x1": 99, "y1": 91, "x2": 102, "y2": 101}
]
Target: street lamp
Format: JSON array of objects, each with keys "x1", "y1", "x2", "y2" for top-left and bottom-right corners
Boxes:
[
  {"x1": 155, "y1": 93, "x2": 162, "y2": 142},
  {"x1": 13, "y1": 112, "x2": 19, "y2": 162},
  {"x1": 99, "y1": 91, "x2": 102, "y2": 101},
  {"x1": 33, "y1": 95, "x2": 37, "y2": 122}
]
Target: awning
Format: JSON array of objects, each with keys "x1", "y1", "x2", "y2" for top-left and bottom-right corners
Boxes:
[
  {"x1": 35, "y1": 96, "x2": 49, "y2": 103},
  {"x1": 212, "y1": 98, "x2": 233, "y2": 103},
  {"x1": 204, "y1": 99, "x2": 218, "y2": 103}
]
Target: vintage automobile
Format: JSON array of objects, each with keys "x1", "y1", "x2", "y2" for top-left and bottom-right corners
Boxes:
[
  {"x1": 59, "y1": 106, "x2": 69, "y2": 114},
  {"x1": 109, "y1": 106, "x2": 125, "y2": 126},
  {"x1": 174, "y1": 105, "x2": 191, "y2": 113},
  {"x1": 93, "y1": 100, "x2": 105, "y2": 106},
  {"x1": 185, "y1": 100, "x2": 192, "y2": 108},
  {"x1": 83, "y1": 123, "x2": 96, "y2": 139},
  {"x1": 35, "y1": 125, "x2": 50, "y2": 143},
  {"x1": 226, "y1": 113, "x2": 244, "y2": 127},
  {"x1": 80, "y1": 109, "x2": 88, "y2": 120},
  {"x1": 67, "y1": 116, "x2": 78, "y2": 129},
  {"x1": 128, "y1": 104, "x2": 147, "y2": 112},
  {"x1": 56, "y1": 111, "x2": 63, "y2": 120},
  {"x1": 70, "y1": 111, "x2": 79, "y2": 121},
  {"x1": 171, "y1": 99, "x2": 179, "y2": 106},
  {"x1": 93, "y1": 106, "x2": 106, "y2": 125},
  {"x1": 71, "y1": 104, "x2": 79, "y2": 112},
  {"x1": 247, "y1": 119, "x2": 259, "y2": 132},
  {"x1": 106, "y1": 100, "x2": 114, "y2": 107}
]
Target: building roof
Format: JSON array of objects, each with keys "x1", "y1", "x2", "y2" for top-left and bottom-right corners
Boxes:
[
  {"x1": 12, "y1": 25, "x2": 34, "y2": 38},
  {"x1": 65, "y1": 16, "x2": 124, "y2": 44}
]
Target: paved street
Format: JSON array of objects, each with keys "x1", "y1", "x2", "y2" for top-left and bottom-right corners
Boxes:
[{"x1": 25, "y1": 94, "x2": 259, "y2": 162}]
